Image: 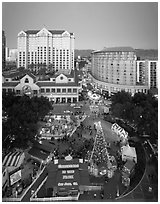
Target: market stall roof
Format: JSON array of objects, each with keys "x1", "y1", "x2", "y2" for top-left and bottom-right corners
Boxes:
[
  {"x1": 124, "y1": 160, "x2": 135, "y2": 171},
  {"x1": 28, "y1": 147, "x2": 50, "y2": 160},
  {"x1": 121, "y1": 145, "x2": 137, "y2": 160},
  {"x1": 122, "y1": 171, "x2": 130, "y2": 178},
  {"x1": 3, "y1": 152, "x2": 25, "y2": 168},
  {"x1": 89, "y1": 93, "x2": 101, "y2": 101},
  {"x1": 32, "y1": 141, "x2": 53, "y2": 153}
]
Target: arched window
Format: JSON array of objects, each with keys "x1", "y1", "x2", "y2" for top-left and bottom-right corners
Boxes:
[{"x1": 25, "y1": 78, "x2": 29, "y2": 83}]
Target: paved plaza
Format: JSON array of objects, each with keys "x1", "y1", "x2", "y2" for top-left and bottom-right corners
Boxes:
[{"x1": 3, "y1": 99, "x2": 158, "y2": 202}]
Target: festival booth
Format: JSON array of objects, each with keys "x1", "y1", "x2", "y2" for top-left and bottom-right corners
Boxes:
[
  {"x1": 88, "y1": 92, "x2": 101, "y2": 104},
  {"x1": 3, "y1": 152, "x2": 25, "y2": 169},
  {"x1": 2, "y1": 151, "x2": 25, "y2": 190},
  {"x1": 121, "y1": 145, "x2": 137, "y2": 163},
  {"x1": 28, "y1": 141, "x2": 54, "y2": 165},
  {"x1": 111, "y1": 123, "x2": 128, "y2": 145},
  {"x1": 122, "y1": 172, "x2": 130, "y2": 187},
  {"x1": 122, "y1": 159, "x2": 135, "y2": 188},
  {"x1": 122, "y1": 160, "x2": 135, "y2": 175},
  {"x1": 90, "y1": 93, "x2": 100, "y2": 101}
]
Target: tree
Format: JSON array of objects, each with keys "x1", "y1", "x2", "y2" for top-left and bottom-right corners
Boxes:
[
  {"x1": 90, "y1": 122, "x2": 110, "y2": 165},
  {"x1": 122, "y1": 102, "x2": 135, "y2": 122},
  {"x1": 111, "y1": 103, "x2": 123, "y2": 119},
  {"x1": 2, "y1": 94, "x2": 52, "y2": 150},
  {"x1": 111, "y1": 91, "x2": 158, "y2": 142},
  {"x1": 132, "y1": 92, "x2": 147, "y2": 106},
  {"x1": 111, "y1": 91, "x2": 132, "y2": 106}
]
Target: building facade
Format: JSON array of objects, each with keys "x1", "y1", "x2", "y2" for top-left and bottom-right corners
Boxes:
[
  {"x1": 90, "y1": 47, "x2": 153, "y2": 96},
  {"x1": 136, "y1": 60, "x2": 158, "y2": 89},
  {"x1": 2, "y1": 69, "x2": 81, "y2": 103},
  {"x1": 2, "y1": 30, "x2": 6, "y2": 70},
  {"x1": 6, "y1": 48, "x2": 18, "y2": 62},
  {"x1": 17, "y1": 28, "x2": 75, "y2": 71}
]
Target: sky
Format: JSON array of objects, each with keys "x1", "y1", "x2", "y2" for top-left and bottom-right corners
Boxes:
[{"x1": 2, "y1": 2, "x2": 158, "y2": 50}]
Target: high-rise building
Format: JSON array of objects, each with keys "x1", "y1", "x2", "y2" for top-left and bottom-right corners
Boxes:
[
  {"x1": 17, "y1": 28, "x2": 75, "y2": 71},
  {"x1": 149, "y1": 61, "x2": 158, "y2": 89},
  {"x1": 136, "y1": 60, "x2": 158, "y2": 89},
  {"x1": 90, "y1": 47, "x2": 149, "y2": 96},
  {"x1": 6, "y1": 48, "x2": 18, "y2": 62},
  {"x1": 2, "y1": 30, "x2": 6, "y2": 70},
  {"x1": 5, "y1": 47, "x2": 10, "y2": 61}
]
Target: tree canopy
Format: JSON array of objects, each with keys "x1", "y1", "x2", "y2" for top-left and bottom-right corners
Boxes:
[
  {"x1": 111, "y1": 91, "x2": 158, "y2": 142},
  {"x1": 2, "y1": 93, "x2": 52, "y2": 151}
]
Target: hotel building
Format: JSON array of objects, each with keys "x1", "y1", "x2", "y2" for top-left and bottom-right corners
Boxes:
[
  {"x1": 17, "y1": 28, "x2": 74, "y2": 71},
  {"x1": 90, "y1": 47, "x2": 156, "y2": 96}
]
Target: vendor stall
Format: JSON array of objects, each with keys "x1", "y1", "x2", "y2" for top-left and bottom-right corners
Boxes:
[{"x1": 121, "y1": 145, "x2": 137, "y2": 163}]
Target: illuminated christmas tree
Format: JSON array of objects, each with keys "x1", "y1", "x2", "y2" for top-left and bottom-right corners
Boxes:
[{"x1": 90, "y1": 121, "x2": 110, "y2": 166}]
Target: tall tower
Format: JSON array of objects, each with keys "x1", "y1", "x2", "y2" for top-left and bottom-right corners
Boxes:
[{"x1": 2, "y1": 30, "x2": 6, "y2": 70}]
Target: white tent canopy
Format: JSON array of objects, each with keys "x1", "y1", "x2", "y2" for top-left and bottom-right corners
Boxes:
[
  {"x1": 121, "y1": 145, "x2": 137, "y2": 163},
  {"x1": 89, "y1": 93, "x2": 101, "y2": 101}
]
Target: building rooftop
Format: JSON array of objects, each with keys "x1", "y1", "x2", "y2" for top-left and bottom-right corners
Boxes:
[
  {"x1": 36, "y1": 81, "x2": 79, "y2": 87},
  {"x1": 45, "y1": 159, "x2": 90, "y2": 192},
  {"x1": 93, "y1": 46, "x2": 135, "y2": 54},
  {"x1": 2, "y1": 70, "x2": 36, "y2": 80},
  {"x1": 2, "y1": 82, "x2": 19, "y2": 87},
  {"x1": 124, "y1": 160, "x2": 135, "y2": 170},
  {"x1": 24, "y1": 30, "x2": 74, "y2": 36}
]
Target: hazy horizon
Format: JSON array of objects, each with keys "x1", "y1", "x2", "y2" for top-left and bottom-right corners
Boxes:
[{"x1": 2, "y1": 2, "x2": 158, "y2": 50}]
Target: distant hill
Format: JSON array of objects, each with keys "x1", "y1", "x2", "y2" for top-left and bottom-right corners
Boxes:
[
  {"x1": 75, "y1": 49, "x2": 158, "y2": 60},
  {"x1": 75, "y1": 49, "x2": 93, "y2": 58},
  {"x1": 135, "y1": 49, "x2": 158, "y2": 60}
]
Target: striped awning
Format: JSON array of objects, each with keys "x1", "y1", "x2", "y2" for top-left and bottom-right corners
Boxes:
[{"x1": 3, "y1": 152, "x2": 24, "y2": 167}]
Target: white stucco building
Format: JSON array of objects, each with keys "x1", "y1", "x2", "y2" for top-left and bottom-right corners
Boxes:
[
  {"x1": 17, "y1": 28, "x2": 75, "y2": 71},
  {"x1": 2, "y1": 69, "x2": 81, "y2": 103}
]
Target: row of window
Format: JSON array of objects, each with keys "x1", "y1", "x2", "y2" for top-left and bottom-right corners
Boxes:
[
  {"x1": 3, "y1": 88, "x2": 79, "y2": 95},
  {"x1": 2, "y1": 89, "x2": 38, "y2": 94},
  {"x1": 95, "y1": 84, "x2": 147, "y2": 94},
  {"x1": 40, "y1": 88, "x2": 77, "y2": 93},
  {"x1": 27, "y1": 53, "x2": 70, "y2": 58}
]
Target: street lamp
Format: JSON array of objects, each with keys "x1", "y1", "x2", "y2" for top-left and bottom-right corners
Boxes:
[{"x1": 116, "y1": 185, "x2": 119, "y2": 197}]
